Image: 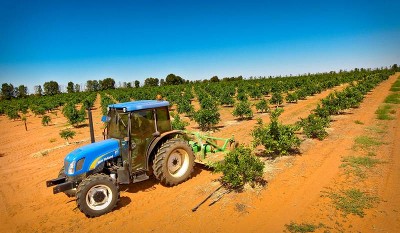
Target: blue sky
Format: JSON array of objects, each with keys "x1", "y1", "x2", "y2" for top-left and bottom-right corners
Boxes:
[{"x1": 0, "y1": 0, "x2": 399, "y2": 93}]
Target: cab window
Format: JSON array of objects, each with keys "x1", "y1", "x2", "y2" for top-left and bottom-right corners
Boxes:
[
  {"x1": 156, "y1": 107, "x2": 171, "y2": 133},
  {"x1": 130, "y1": 109, "x2": 155, "y2": 137}
]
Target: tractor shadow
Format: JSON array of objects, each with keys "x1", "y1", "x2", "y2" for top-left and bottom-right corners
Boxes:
[
  {"x1": 121, "y1": 163, "x2": 206, "y2": 195},
  {"x1": 113, "y1": 164, "x2": 215, "y2": 211},
  {"x1": 74, "y1": 123, "x2": 89, "y2": 128},
  {"x1": 114, "y1": 196, "x2": 132, "y2": 211}
]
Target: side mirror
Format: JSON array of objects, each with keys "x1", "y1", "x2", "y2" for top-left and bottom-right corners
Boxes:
[{"x1": 101, "y1": 115, "x2": 110, "y2": 123}]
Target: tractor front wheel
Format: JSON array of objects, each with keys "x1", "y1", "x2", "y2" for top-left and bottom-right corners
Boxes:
[
  {"x1": 76, "y1": 173, "x2": 119, "y2": 217},
  {"x1": 153, "y1": 138, "x2": 195, "y2": 186}
]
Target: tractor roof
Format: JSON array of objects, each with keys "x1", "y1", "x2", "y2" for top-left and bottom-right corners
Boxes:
[{"x1": 109, "y1": 100, "x2": 169, "y2": 112}]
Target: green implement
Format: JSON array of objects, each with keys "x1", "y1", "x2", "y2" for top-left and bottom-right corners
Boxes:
[{"x1": 184, "y1": 131, "x2": 238, "y2": 164}]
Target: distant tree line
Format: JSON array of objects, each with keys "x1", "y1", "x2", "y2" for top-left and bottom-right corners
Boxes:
[
  {"x1": 0, "y1": 83, "x2": 28, "y2": 100},
  {"x1": 1, "y1": 64, "x2": 399, "y2": 100},
  {"x1": 143, "y1": 73, "x2": 186, "y2": 87},
  {"x1": 1, "y1": 73, "x2": 192, "y2": 99}
]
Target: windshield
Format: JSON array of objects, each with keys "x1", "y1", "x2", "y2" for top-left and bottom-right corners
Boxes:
[
  {"x1": 107, "y1": 109, "x2": 129, "y2": 139},
  {"x1": 130, "y1": 110, "x2": 154, "y2": 137}
]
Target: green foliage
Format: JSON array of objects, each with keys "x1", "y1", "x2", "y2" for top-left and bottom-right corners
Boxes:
[
  {"x1": 176, "y1": 96, "x2": 194, "y2": 116},
  {"x1": 193, "y1": 108, "x2": 220, "y2": 131},
  {"x1": 299, "y1": 114, "x2": 330, "y2": 140},
  {"x1": 1, "y1": 83, "x2": 14, "y2": 100},
  {"x1": 219, "y1": 91, "x2": 235, "y2": 106},
  {"x1": 144, "y1": 77, "x2": 159, "y2": 87},
  {"x1": 341, "y1": 155, "x2": 383, "y2": 178},
  {"x1": 270, "y1": 92, "x2": 283, "y2": 106},
  {"x1": 199, "y1": 96, "x2": 218, "y2": 110},
  {"x1": 17, "y1": 85, "x2": 28, "y2": 98},
  {"x1": 255, "y1": 98, "x2": 269, "y2": 113},
  {"x1": 285, "y1": 92, "x2": 299, "y2": 103},
  {"x1": 62, "y1": 102, "x2": 86, "y2": 127},
  {"x1": 194, "y1": 94, "x2": 220, "y2": 130},
  {"x1": 100, "y1": 95, "x2": 115, "y2": 115},
  {"x1": 384, "y1": 93, "x2": 400, "y2": 104},
  {"x1": 59, "y1": 129, "x2": 76, "y2": 144},
  {"x1": 353, "y1": 135, "x2": 383, "y2": 151},
  {"x1": 86, "y1": 80, "x2": 100, "y2": 92},
  {"x1": 232, "y1": 100, "x2": 253, "y2": 120},
  {"x1": 236, "y1": 91, "x2": 248, "y2": 101},
  {"x1": 100, "y1": 77, "x2": 116, "y2": 90},
  {"x1": 82, "y1": 94, "x2": 97, "y2": 110},
  {"x1": 165, "y1": 73, "x2": 185, "y2": 85},
  {"x1": 285, "y1": 222, "x2": 324, "y2": 233},
  {"x1": 74, "y1": 83, "x2": 80, "y2": 92},
  {"x1": 6, "y1": 107, "x2": 20, "y2": 120},
  {"x1": 375, "y1": 104, "x2": 396, "y2": 120},
  {"x1": 134, "y1": 80, "x2": 140, "y2": 88},
  {"x1": 323, "y1": 188, "x2": 379, "y2": 217},
  {"x1": 170, "y1": 112, "x2": 189, "y2": 130},
  {"x1": 389, "y1": 78, "x2": 400, "y2": 92},
  {"x1": 87, "y1": 78, "x2": 116, "y2": 91},
  {"x1": 210, "y1": 76, "x2": 219, "y2": 82},
  {"x1": 211, "y1": 146, "x2": 264, "y2": 189},
  {"x1": 252, "y1": 108, "x2": 300, "y2": 155},
  {"x1": 67, "y1": 81, "x2": 75, "y2": 93},
  {"x1": 249, "y1": 87, "x2": 262, "y2": 100},
  {"x1": 41, "y1": 115, "x2": 52, "y2": 126},
  {"x1": 43, "y1": 81, "x2": 60, "y2": 95},
  {"x1": 313, "y1": 104, "x2": 330, "y2": 119},
  {"x1": 31, "y1": 105, "x2": 46, "y2": 116}
]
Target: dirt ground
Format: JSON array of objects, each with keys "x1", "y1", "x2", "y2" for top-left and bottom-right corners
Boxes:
[{"x1": 0, "y1": 73, "x2": 399, "y2": 232}]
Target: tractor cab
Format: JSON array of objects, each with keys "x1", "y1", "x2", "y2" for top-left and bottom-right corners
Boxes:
[
  {"x1": 104, "y1": 101, "x2": 172, "y2": 176},
  {"x1": 46, "y1": 100, "x2": 195, "y2": 217}
]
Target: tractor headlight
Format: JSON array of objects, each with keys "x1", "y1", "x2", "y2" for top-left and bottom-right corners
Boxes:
[{"x1": 67, "y1": 161, "x2": 76, "y2": 175}]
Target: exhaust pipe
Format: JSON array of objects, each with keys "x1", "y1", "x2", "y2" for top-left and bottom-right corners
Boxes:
[{"x1": 87, "y1": 108, "x2": 95, "y2": 143}]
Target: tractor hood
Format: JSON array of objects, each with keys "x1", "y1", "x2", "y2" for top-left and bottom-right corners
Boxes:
[{"x1": 64, "y1": 139, "x2": 120, "y2": 176}]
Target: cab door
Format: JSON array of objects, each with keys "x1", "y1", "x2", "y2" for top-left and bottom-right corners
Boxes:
[{"x1": 130, "y1": 109, "x2": 156, "y2": 171}]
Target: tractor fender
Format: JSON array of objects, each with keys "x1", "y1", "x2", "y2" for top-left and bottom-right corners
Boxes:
[{"x1": 146, "y1": 130, "x2": 186, "y2": 169}]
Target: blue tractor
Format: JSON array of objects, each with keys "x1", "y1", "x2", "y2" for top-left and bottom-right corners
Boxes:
[{"x1": 46, "y1": 100, "x2": 197, "y2": 217}]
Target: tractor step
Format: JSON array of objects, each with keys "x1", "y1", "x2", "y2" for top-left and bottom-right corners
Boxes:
[
  {"x1": 117, "y1": 168, "x2": 130, "y2": 184},
  {"x1": 132, "y1": 173, "x2": 149, "y2": 183}
]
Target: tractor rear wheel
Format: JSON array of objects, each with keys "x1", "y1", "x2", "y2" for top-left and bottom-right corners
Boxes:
[
  {"x1": 58, "y1": 167, "x2": 76, "y2": 197},
  {"x1": 153, "y1": 138, "x2": 195, "y2": 186},
  {"x1": 76, "y1": 173, "x2": 119, "y2": 217}
]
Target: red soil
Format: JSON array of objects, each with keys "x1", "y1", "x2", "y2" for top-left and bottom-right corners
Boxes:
[{"x1": 0, "y1": 73, "x2": 399, "y2": 233}]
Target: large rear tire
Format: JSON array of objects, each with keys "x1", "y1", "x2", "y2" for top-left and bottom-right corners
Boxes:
[
  {"x1": 76, "y1": 173, "x2": 119, "y2": 217},
  {"x1": 153, "y1": 138, "x2": 195, "y2": 186}
]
